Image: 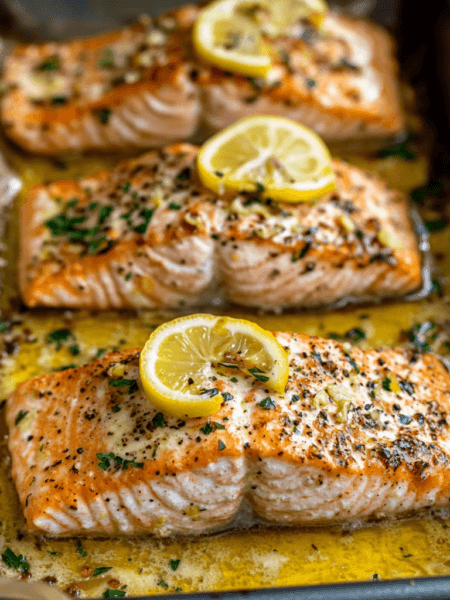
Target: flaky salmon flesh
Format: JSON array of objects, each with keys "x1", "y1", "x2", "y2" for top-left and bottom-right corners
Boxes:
[
  {"x1": 20, "y1": 144, "x2": 422, "y2": 310},
  {"x1": 1, "y1": 5, "x2": 403, "y2": 154},
  {"x1": 6, "y1": 333, "x2": 450, "y2": 537}
]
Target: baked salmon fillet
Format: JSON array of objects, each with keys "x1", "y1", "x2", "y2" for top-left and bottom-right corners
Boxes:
[
  {"x1": 6, "y1": 333, "x2": 450, "y2": 537},
  {"x1": 1, "y1": 12, "x2": 199, "y2": 154},
  {"x1": 1, "y1": 4, "x2": 403, "y2": 154},
  {"x1": 19, "y1": 144, "x2": 422, "y2": 310}
]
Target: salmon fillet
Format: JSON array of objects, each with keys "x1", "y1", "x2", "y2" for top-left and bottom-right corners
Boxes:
[
  {"x1": 19, "y1": 144, "x2": 422, "y2": 310},
  {"x1": 1, "y1": 5, "x2": 403, "y2": 154},
  {"x1": 7, "y1": 334, "x2": 450, "y2": 537},
  {"x1": 1, "y1": 13, "x2": 199, "y2": 154}
]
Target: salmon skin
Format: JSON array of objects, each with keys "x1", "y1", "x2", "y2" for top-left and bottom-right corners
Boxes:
[
  {"x1": 19, "y1": 144, "x2": 422, "y2": 310},
  {"x1": 0, "y1": 5, "x2": 403, "y2": 154},
  {"x1": 6, "y1": 333, "x2": 450, "y2": 537}
]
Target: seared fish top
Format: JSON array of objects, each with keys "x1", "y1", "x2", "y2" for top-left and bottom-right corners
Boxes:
[
  {"x1": 7, "y1": 333, "x2": 450, "y2": 536},
  {"x1": 20, "y1": 144, "x2": 422, "y2": 310},
  {"x1": 1, "y1": 5, "x2": 403, "y2": 153},
  {"x1": 20, "y1": 144, "x2": 421, "y2": 308}
]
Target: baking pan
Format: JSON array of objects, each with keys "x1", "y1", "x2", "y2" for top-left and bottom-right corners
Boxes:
[{"x1": 0, "y1": 0, "x2": 450, "y2": 598}]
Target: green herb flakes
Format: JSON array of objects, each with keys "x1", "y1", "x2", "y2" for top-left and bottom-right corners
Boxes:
[
  {"x1": 248, "y1": 367, "x2": 269, "y2": 382},
  {"x1": 170, "y1": 559, "x2": 180, "y2": 571},
  {"x1": 218, "y1": 440, "x2": 226, "y2": 451},
  {"x1": 15, "y1": 410, "x2": 29, "y2": 426},
  {"x1": 93, "y1": 566, "x2": 112, "y2": 577},
  {"x1": 109, "y1": 379, "x2": 139, "y2": 394},
  {"x1": 152, "y1": 412, "x2": 165, "y2": 428},
  {"x1": 259, "y1": 397, "x2": 276, "y2": 409},
  {"x1": 97, "y1": 452, "x2": 144, "y2": 471},
  {"x1": 1, "y1": 548, "x2": 30, "y2": 572},
  {"x1": 200, "y1": 422, "x2": 213, "y2": 435},
  {"x1": 94, "y1": 107, "x2": 112, "y2": 124},
  {"x1": 47, "y1": 328, "x2": 75, "y2": 351},
  {"x1": 103, "y1": 590, "x2": 126, "y2": 598},
  {"x1": 38, "y1": 55, "x2": 60, "y2": 71},
  {"x1": 75, "y1": 540, "x2": 87, "y2": 558}
]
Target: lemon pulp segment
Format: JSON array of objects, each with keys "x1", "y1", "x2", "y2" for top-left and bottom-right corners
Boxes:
[
  {"x1": 139, "y1": 314, "x2": 289, "y2": 418},
  {"x1": 197, "y1": 115, "x2": 335, "y2": 202}
]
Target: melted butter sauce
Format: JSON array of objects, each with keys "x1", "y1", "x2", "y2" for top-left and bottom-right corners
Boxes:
[{"x1": 1, "y1": 135, "x2": 450, "y2": 597}]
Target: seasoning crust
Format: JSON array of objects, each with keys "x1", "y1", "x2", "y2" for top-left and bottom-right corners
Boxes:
[
  {"x1": 1, "y1": 5, "x2": 403, "y2": 154},
  {"x1": 6, "y1": 334, "x2": 450, "y2": 536}
]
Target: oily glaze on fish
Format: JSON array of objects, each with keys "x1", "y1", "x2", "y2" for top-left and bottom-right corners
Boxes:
[
  {"x1": 6, "y1": 333, "x2": 450, "y2": 537},
  {"x1": 1, "y1": 5, "x2": 403, "y2": 154},
  {"x1": 19, "y1": 144, "x2": 422, "y2": 310}
]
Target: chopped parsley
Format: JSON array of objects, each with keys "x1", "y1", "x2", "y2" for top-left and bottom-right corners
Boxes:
[
  {"x1": 97, "y1": 452, "x2": 144, "y2": 471},
  {"x1": 379, "y1": 134, "x2": 417, "y2": 161},
  {"x1": 230, "y1": 377, "x2": 238, "y2": 383},
  {"x1": 213, "y1": 421, "x2": 226, "y2": 430},
  {"x1": 75, "y1": 540, "x2": 87, "y2": 558},
  {"x1": 158, "y1": 580, "x2": 169, "y2": 588},
  {"x1": 37, "y1": 54, "x2": 60, "y2": 71},
  {"x1": 344, "y1": 328, "x2": 366, "y2": 342},
  {"x1": 98, "y1": 48, "x2": 115, "y2": 69},
  {"x1": 0, "y1": 321, "x2": 10, "y2": 333},
  {"x1": 176, "y1": 167, "x2": 191, "y2": 180},
  {"x1": 200, "y1": 388, "x2": 219, "y2": 397},
  {"x1": 152, "y1": 412, "x2": 165, "y2": 428},
  {"x1": 222, "y1": 392, "x2": 234, "y2": 402},
  {"x1": 51, "y1": 96, "x2": 68, "y2": 105},
  {"x1": 93, "y1": 566, "x2": 112, "y2": 577},
  {"x1": 402, "y1": 321, "x2": 435, "y2": 353},
  {"x1": 111, "y1": 404, "x2": 121, "y2": 413},
  {"x1": 382, "y1": 377, "x2": 392, "y2": 391},
  {"x1": 1, "y1": 548, "x2": 30, "y2": 572},
  {"x1": 46, "y1": 328, "x2": 75, "y2": 351},
  {"x1": 291, "y1": 394, "x2": 299, "y2": 403},
  {"x1": 94, "y1": 107, "x2": 112, "y2": 124},
  {"x1": 103, "y1": 591, "x2": 126, "y2": 598},
  {"x1": 15, "y1": 410, "x2": 29, "y2": 426},
  {"x1": 45, "y1": 199, "x2": 115, "y2": 255},
  {"x1": 424, "y1": 219, "x2": 448, "y2": 232},
  {"x1": 248, "y1": 367, "x2": 269, "y2": 383},
  {"x1": 109, "y1": 379, "x2": 139, "y2": 394},
  {"x1": 169, "y1": 203, "x2": 182, "y2": 210},
  {"x1": 200, "y1": 422, "x2": 213, "y2": 435},
  {"x1": 218, "y1": 440, "x2": 226, "y2": 450},
  {"x1": 259, "y1": 397, "x2": 276, "y2": 409},
  {"x1": 170, "y1": 559, "x2": 180, "y2": 571},
  {"x1": 55, "y1": 363, "x2": 77, "y2": 371}
]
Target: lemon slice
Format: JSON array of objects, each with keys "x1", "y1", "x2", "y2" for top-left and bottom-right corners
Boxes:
[
  {"x1": 197, "y1": 115, "x2": 336, "y2": 203},
  {"x1": 193, "y1": 0, "x2": 328, "y2": 77},
  {"x1": 193, "y1": 0, "x2": 272, "y2": 78},
  {"x1": 139, "y1": 314, "x2": 289, "y2": 418}
]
